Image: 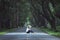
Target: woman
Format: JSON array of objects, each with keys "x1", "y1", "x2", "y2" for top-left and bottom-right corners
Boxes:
[{"x1": 26, "y1": 24, "x2": 33, "y2": 33}]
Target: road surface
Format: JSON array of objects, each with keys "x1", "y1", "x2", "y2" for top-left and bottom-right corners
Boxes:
[{"x1": 0, "y1": 27, "x2": 60, "y2": 40}]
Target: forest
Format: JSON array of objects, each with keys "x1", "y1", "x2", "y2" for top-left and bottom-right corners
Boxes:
[{"x1": 0, "y1": 0, "x2": 60, "y2": 36}]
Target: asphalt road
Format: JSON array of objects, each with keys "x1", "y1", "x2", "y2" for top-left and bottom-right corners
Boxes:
[{"x1": 0, "y1": 27, "x2": 60, "y2": 40}]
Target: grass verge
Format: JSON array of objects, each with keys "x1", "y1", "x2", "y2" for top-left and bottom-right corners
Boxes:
[
  {"x1": 0, "y1": 28, "x2": 15, "y2": 35},
  {"x1": 0, "y1": 32, "x2": 7, "y2": 35},
  {"x1": 40, "y1": 28, "x2": 60, "y2": 37}
]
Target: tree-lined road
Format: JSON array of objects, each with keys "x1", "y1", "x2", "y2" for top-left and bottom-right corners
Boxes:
[{"x1": 0, "y1": 27, "x2": 60, "y2": 40}]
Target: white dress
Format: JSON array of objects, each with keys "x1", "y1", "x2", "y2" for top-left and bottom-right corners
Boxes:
[{"x1": 26, "y1": 25, "x2": 32, "y2": 32}]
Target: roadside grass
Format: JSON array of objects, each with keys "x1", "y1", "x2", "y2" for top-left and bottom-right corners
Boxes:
[
  {"x1": 0, "y1": 32, "x2": 7, "y2": 35},
  {"x1": 40, "y1": 27, "x2": 60, "y2": 37},
  {"x1": 0, "y1": 29, "x2": 7, "y2": 35},
  {"x1": 0, "y1": 28, "x2": 15, "y2": 35}
]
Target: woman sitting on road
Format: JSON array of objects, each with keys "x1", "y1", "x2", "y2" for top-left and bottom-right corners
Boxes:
[{"x1": 26, "y1": 24, "x2": 33, "y2": 33}]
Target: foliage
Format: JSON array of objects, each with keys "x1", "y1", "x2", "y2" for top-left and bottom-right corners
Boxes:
[
  {"x1": 0, "y1": 0, "x2": 60, "y2": 33},
  {"x1": 40, "y1": 27, "x2": 60, "y2": 37}
]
